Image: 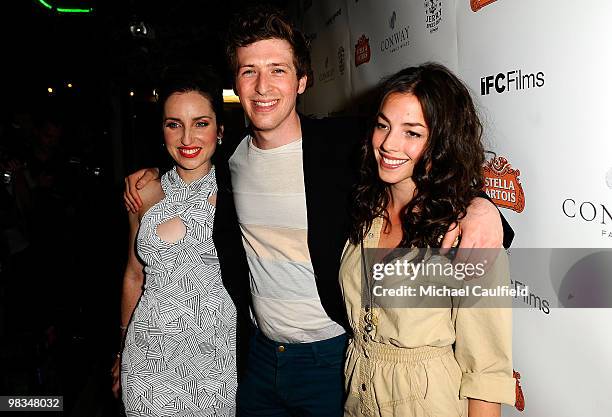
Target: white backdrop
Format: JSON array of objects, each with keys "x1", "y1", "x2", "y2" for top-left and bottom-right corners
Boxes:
[
  {"x1": 295, "y1": 0, "x2": 612, "y2": 415},
  {"x1": 300, "y1": 0, "x2": 352, "y2": 116}
]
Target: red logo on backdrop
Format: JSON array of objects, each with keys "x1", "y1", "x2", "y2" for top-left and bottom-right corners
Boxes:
[
  {"x1": 471, "y1": 0, "x2": 497, "y2": 12},
  {"x1": 483, "y1": 156, "x2": 525, "y2": 213},
  {"x1": 354, "y1": 35, "x2": 371, "y2": 66}
]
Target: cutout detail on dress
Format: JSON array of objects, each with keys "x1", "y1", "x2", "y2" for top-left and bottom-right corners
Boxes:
[
  {"x1": 208, "y1": 193, "x2": 217, "y2": 207},
  {"x1": 156, "y1": 216, "x2": 186, "y2": 243}
]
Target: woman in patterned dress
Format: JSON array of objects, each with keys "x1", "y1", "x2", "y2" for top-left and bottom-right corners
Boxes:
[{"x1": 111, "y1": 66, "x2": 237, "y2": 417}]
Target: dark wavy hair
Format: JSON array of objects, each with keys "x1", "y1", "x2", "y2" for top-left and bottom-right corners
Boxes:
[
  {"x1": 349, "y1": 63, "x2": 487, "y2": 248},
  {"x1": 225, "y1": 4, "x2": 312, "y2": 86}
]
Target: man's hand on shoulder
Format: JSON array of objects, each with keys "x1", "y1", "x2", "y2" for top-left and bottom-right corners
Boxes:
[
  {"x1": 457, "y1": 196, "x2": 502, "y2": 249},
  {"x1": 124, "y1": 168, "x2": 159, "y2": 213},
  {"x1": 441, "y1": 197, "x2": 503, "y2": 271}
]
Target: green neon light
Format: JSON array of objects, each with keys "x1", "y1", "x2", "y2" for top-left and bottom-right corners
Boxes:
[
  {"x1": 38, "y1": 0, "x2": 53, "y2": 9},
  {"x1": 57, "y1": 7, "x2": 93, "y2": 13},
  {"x1": 36, "y1": 0, "x2": 93, "y2": 13}
]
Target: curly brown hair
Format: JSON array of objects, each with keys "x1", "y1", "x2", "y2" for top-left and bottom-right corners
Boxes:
[
  {"x1": 349, "y1": 63, "x2": 487, "y2": 248},
  {"x1": 225, "y1": 4, "x2": 312, "y2": 85}
]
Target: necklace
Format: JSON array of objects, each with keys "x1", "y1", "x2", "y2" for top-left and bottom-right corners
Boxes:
[{"x1": 360, "y1": 241, "x2": 376, "y2": 334}]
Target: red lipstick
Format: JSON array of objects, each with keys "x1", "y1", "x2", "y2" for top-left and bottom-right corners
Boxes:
[{"x1": 178, "y1": 147, "x2": 202, "y2": 158}]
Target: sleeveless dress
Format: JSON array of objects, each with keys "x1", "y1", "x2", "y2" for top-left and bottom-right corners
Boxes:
[{"x1": 121, "y1": 167, "x2": 237, "y2": 417}]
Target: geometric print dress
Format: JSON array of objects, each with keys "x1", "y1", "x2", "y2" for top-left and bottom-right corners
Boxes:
[{"x1": 121, "y1": 167, "x2": 237, "y2": 417}]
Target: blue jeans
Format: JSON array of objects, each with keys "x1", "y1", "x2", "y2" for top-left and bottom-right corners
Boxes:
[{"x1": 237, "y1": 331, "x2": 347, "y2": 417}]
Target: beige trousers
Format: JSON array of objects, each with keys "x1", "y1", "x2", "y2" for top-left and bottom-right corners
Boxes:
[{"x1": 344, "y1": 339, "x2": 468, "y2": 417}]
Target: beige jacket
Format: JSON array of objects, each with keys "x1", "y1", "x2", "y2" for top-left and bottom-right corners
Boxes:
[{"x1": 339, "y1": 217, "x2": 516, "y2": 416}]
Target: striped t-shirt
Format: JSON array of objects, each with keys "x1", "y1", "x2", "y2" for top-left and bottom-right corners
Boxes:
[{"x1": 229, "y1": 136, "x2": 345, "y2": 343}]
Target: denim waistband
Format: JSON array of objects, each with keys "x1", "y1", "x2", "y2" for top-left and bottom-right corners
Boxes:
[{"x1": 255, "y1": 330, "x2": 347, "y2": 353}]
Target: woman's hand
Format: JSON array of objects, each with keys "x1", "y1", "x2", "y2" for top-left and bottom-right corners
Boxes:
[
  {"x1": 123, "y1": 168, "x2": 160, "y2": 213},
  {"x1": 111, "y1": 354, "x2": 121, "y2": 399}
]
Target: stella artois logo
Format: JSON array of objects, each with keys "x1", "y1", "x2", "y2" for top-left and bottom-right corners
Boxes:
[
  {"x1": 471, "y1": 0, "x2": 497, "y2": 12},
  {"x1": 354, "y1": 34, "x2": 371, "y2": 66},
  {"x1": 483, "y1": 156, "x2": 525, "y2": 213}
]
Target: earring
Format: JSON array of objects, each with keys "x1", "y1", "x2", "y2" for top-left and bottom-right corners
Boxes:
[{"x1": 217, "y1": 136, "x2": 222, "y2": 145}]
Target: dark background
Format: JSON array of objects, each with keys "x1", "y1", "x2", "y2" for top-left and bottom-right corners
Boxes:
[{"x1": 0, "y1": 1, "x2": 287, "y2": 415}]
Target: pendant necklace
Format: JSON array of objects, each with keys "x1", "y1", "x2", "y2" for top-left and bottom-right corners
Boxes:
[{"x1": 360, "y1": 241, "x2": 376, "y2": 334}]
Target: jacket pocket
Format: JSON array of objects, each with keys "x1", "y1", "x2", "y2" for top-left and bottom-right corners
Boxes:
[{"x1": 373, "y1": 362, "x2": 429, "y2": 410}]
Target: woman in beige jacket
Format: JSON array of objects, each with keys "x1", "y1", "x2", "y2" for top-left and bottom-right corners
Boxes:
[{"x1": 340, "y1": 63, "x2": 516, "y2": 417}]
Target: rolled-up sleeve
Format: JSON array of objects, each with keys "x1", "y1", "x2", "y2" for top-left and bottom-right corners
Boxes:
[{"x1": 453, "y1": 251, "x2": 516, "y2": 405}]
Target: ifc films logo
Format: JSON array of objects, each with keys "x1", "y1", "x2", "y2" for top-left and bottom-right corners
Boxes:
[{"x1": 481, "y1": 69, "x2": 544, "y2": 95}]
